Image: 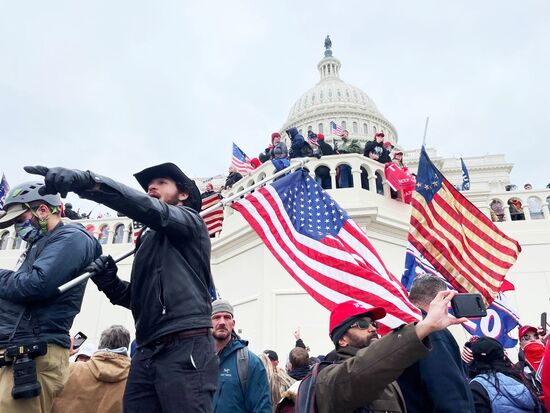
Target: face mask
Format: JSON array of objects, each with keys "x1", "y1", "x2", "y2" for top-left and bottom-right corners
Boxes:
[{"x1": 14, "y1": 218, "x2": 44, "y2": 244}]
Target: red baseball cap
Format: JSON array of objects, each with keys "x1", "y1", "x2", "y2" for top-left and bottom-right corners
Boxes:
[
  {"x1": 519, "y1": 325, "x2": 538, "y2": 338},
  {"x1": 317, "y1": 133, "x2": 325, "y2": 141},
  {"x1": 383, "y1": 141, "x2": 393, "y2": 148},
  {"x1": 374, "y1": 132, "x2": 385, "y2": 138},
  {"x1": 329, "y1": 301, "x2": 386, "y2": 340}
]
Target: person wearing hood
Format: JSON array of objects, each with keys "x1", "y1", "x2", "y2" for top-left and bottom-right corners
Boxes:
[
  {"x1": 211, "y1": 299, "x2": 271, "y2": 413},
  {"x1": 24, "y1": 162, "x2": 218, "y2": 412},
  {"x1": 467, "y1": 337, "x2": 540, "y2": 413},
  {"x1": 52, "y1": 325, "x2": 131, "y2": 413},
  {"x1": 287, "y1": 127, "x2": 313, "y2": 159}
]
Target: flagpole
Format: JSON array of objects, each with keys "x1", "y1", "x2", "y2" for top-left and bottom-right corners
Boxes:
[
  {"x1": 201, "y1": 158, "x2": 310, "y2": 216},
  {"x1": 422, "y1": 116, "x2": 430, "y2": 147},
  {"x1": 58, "y1": 158, "x2": 310, "y2": 294}
]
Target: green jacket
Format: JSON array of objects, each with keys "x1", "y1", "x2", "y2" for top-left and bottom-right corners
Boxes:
[
  {"x1": 338, "y1": 139, "x2": 362, "y2": 154},
  {"x1": 315, "y1": 324, "x2": 430, "y2": 413}
]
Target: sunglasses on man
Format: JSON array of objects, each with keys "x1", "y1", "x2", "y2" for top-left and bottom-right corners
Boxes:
[{"x1": 349, "y1": 318, "x2": 378, "y2": 330}]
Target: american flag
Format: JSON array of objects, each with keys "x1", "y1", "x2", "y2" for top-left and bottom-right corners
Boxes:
[
  {"x1": 330, "y1": 121, "x2": 344, "y2": 137},
  {"x1": 0, "y1": 173, "x2": 9, "y2": 208},
  {"x1": 132, "y1": 221, "x2": 145, "y2": 245},
  {"x1": 232, "y1": 169, "x2": 421, "y2": 332},
  {"x1": 408, "y1": 147, "x2": 521, "y2": 304},
  {"x1": 201, "y1": 193, "x2": 224, "y2": 237},
  {"x1": 232, "y1": 143, "x2": 255, "y2": 175}
]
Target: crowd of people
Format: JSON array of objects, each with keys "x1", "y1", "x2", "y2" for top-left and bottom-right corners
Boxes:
[
  {"x1": 222, "y1": 128, "x2": 411, "y2": 202},
  {"x1": 0, "y1": 157, "x2": 548, "y2": 413}
]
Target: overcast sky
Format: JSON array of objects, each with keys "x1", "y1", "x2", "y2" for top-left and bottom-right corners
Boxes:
[{"x1": 1, "y1": 1, "x2": 549, "y2": 213}]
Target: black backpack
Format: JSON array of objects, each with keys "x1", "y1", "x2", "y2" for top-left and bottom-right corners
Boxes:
[{"x1": 294, "y1": 361, "x2": 333, "y2": 413}]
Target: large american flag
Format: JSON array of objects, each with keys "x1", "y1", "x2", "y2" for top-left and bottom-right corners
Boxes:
[
  {"x1": 232, "y1": 143, "x2": 255, "y2": 175},
  {"x1": 408, "y1": 147, "x2": 521, "y2": 304},
  {"x1": 201, "y1": 192, "x2": 224, "y2": 237},
  {"x1": 232, "y1": 169, "x2": 421, "y2": 332},
  {"x1": 330, "y1": 121, "x2": 344, "y2": 137}
]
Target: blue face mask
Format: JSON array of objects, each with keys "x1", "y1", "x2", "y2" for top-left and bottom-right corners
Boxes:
[{"x1": 14, "y1": 218, "x2": 44, "y2": 244}]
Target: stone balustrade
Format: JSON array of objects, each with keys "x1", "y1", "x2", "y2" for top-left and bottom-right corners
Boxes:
[{"x1": 1, "y1": 155, "x2": 548, "y2": 251}]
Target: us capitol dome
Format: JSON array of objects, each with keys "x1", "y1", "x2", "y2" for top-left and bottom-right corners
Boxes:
[{"x1": 281, "y1": 35, "x2": 398, "y2": 145}]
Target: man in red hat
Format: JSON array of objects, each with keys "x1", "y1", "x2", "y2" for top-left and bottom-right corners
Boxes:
[
  {"x1": 25, "y1": 163, "x2": 218, "y2": 413},
  {"x1": 311, "y1": 290, "x2": 466, "y2": 413}
]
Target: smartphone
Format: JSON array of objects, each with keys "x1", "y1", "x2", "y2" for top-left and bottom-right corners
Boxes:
[
  {"x1": 541, "y1": 312, "x2": 547, "y2": 335},
  {"x1": 72, "y1": 332, "x2": 87, "y2": 350},
  {"x1": 451, "y1": 293, "x2": 487, "y2": 318}
]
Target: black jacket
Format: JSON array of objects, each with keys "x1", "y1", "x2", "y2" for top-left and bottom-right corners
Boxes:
[
  {"x1": 79, "y1": 175, "x2": 215, "y2": 346},
  {"x1": 0, "y1": 223, "x2": 101, "y2": 348},
  {"x1": 397, "y1": 326, "x2": 474, "y2": 413},
  {"x1": 288, "y1": 127, "x2": 313, "y2": 159},
  {"x1": 319, "y1": 141, "x2": 335, "y2": 156},
  {"x1": 364, "y1": 140, "x2": 389, "y2": 163},
  {"x1": 225, "y1": 171, "x2": 243, "y2": 189}
]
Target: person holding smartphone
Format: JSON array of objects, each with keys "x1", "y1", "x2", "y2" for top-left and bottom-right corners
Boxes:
[{"x1": 0, "y1": 181, "x2": 102, "y2": 413}]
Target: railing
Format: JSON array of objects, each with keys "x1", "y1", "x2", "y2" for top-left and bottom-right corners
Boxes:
[
  {"x1": 0, "y1": 216, "x2": 137, "y2": 251},
  {"x1": 1, "y1": 156, "x2": 549, "y2": 251},
  {"x1": 487, "y1": 189, "x2": 550, "y2": 222}
]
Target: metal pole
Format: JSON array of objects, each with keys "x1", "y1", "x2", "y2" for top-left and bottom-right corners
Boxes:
[
  {"x1": 200, "y1": 158, "x2": 310, "y2": 216},
  {"x1": 58, "y1": 249, "x2": 135, "y2": 294},
  {"x1": 57, "y1": 158, "x2": 310, "y2": 294},
  {"x1": 422, "y1": 116, "x2": 430, "y2": 147}
]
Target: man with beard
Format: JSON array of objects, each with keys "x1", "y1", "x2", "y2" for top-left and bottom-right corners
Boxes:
[
  {"x1": 25, "y1": 163, "x2": 218, "y2": 413},
  {"x1": 313, "y1": 290, "x2": 467, "y2": 413},
  {"x1": 211, "y1": 299, "x2": 271, "y2": 413}
]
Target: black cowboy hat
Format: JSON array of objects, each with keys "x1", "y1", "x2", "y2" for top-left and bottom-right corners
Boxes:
[{"x1": 134, "y1": 162, "x2": 202, "y2": 213}]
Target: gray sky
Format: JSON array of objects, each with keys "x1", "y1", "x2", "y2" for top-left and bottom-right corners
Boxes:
[{"x1": 1, "y1": 1, "x2": 549, "y2": 213}]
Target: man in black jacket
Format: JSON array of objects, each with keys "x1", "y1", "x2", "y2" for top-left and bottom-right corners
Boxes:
[
  {"x1": 25, "y1": 163, "x2": 218, "y2": 413},
  {"x1": 397, "y1": 274, "x2": 474, "y2": 413},
  {"x1": 0, "y1": 181, "x2": 101, "y2": 413}
]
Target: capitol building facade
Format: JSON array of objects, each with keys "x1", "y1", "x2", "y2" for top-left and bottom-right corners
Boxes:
[{"x1": 0, "y1": 39, "x2": 549, "y2": 359}]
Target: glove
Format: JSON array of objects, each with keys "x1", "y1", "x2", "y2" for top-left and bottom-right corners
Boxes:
[
  {"x1": 24, "y1": 165, "x2": 96, "y2": 197},
  {"x1": 85, "y1": 255, "x2": 118, "y2": 291}
]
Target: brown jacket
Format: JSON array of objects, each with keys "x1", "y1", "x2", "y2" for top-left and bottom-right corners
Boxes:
[
  {"x1": 52, "y1": 351, "x2": 130, "y2": 413},
  {"x1": 315, "y1": 324, "x2": 430, "y2": 413}
]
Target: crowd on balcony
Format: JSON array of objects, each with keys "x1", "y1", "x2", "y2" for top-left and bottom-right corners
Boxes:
[
  {"x1": 227, "y1": 128, "x2": 413, "y2": 200},
  {"x1": 490, "y1": 182, "x2": 550, "y2": 222}
]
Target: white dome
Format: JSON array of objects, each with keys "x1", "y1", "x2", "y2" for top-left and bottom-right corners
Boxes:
[{"x1": 281, "y1": 42, "x2": 398, "y2": 144}]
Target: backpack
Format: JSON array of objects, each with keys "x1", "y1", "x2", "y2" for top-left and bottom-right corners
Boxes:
[
  {"x1": 294, "y1": 361, "x2": 333, "y2": 413},
  {"x1": 236, "y1": 346, "x2": 249, "y2": 397}
]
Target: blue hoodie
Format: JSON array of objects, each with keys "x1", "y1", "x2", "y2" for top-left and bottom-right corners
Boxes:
[
  {"x1": 287, "y1": 127, "x2": 312, "y2": 159},
  {"x1": 214, "y1": 338, "x2": 271, "y2": 413}
]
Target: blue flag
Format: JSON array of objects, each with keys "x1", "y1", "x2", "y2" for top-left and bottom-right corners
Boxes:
[
  {"x1": 462, "y1": 293, "x2": 520, "y2": 348},
  {"x1": 461, "y1": 158, "x2": 470, "y2": 190},
  {"x1": 0, "y1": 174, "x2": 9, "y2": 208}
]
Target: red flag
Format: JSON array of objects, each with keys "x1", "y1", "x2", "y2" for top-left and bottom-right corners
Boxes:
[{"x1": 384, "y1": 163, "x2": 416, "y2": 203}]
